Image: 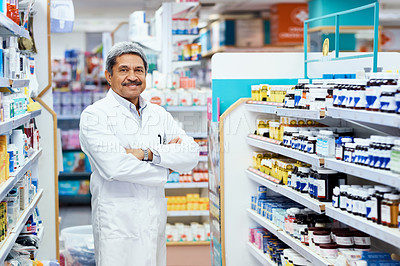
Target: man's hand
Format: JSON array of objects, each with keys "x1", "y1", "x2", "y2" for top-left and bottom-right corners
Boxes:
[
  {"x1": 169, "y1": 137, "x2": 182, "y2": 144},
  {"x1": 125, "y1": 148, "x2": 153, "y2": 161}
]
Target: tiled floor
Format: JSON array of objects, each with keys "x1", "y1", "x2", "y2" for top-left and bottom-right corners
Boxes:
[{"x1": 59, "y1": 205, "x2": 92, "y2": 231}]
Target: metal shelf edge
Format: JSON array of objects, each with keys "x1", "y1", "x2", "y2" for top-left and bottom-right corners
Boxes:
[{"x1": 247, "y1": 242, "x2": 277, "y2": 266}]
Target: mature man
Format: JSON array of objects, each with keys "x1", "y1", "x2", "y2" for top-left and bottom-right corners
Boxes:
[{"x1": 79, "y1": 42, "x2": 199, "y2": 265}]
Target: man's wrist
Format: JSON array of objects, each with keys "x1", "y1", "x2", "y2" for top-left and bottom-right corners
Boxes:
[{"x1": 142, "y1": 149, "x2": 153, "y2": 161}]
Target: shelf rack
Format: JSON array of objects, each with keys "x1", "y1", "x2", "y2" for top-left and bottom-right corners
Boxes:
[
  {"x1": 167, "y1": 241, "x2": 210, "y2": 246},
  {"x1": 167, "y1": 210, "x2": 209, "y2": 217},
  {"x1": 57, "y1": 114, "x2": 81, "y2": 120},
  {"x1": 165, "y1": 182, "x2": 208, "y2": 189},
  {"x1": 0, "y1": 148, "x2": 43, "y2": 202},
  {"x1": 164, "y1": 106, "x2": 207, "y2": 112},
  {"x1": 327, "y1": 107, "x2": 400, "y2": 128},
  {"x1": 172, "y1": 61, "x2": 201, "y2": 69},
  {"x1": 59, "y1": 172, "x2": 91, "y2": 180},
  {"x1": 276, "y1": 108, "x2": 325, "y2": 120},
  {"x1": 247, "y1": 209, "x2": 333, "y2": 266},
  {"x1": 0, "y1": 189, "x2": 43, "y2": 264},
  {"x1": 245, "y1": 101, "x2": 283, "y2": 114},
  {"x1": 247, "y1": 168, "x2": 325, "y2": 214},
  {"x1": 324, "y1": 158, "x2": 400, "y2": 190},
  {"x1": 0, "y1": 110, "x2": 42, "y2": 135},
  {"x1": 247, "y1": 242, "x2": 277, "y2": 266},
  {"x1": 59, "y1": 194, "x2": 91, "y2": 205},
  {"x1": 246, "y1": 134, "x2": 323, "y2": 167},
  {"x1": 0, "y1": 13, "x2": 30, "y2": 38}
]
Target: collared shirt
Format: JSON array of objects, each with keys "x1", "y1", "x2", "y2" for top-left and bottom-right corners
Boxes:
[{"x1": 109, "y1": 88, "x2": 161, "y2": 164}]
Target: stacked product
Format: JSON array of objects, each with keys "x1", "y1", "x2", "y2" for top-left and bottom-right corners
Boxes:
[
  {"x1": 172, "y1": 17, "x2": 199, "y2": 35},
  {"x1": 166, "y1": 222, "x2": 210, "y2": 242},
  {"x1": 53, "y1": 90, "x2": 106, "y2": 117},
  {"x1": 166, "y1": 194, "x2": 209, "y2": 211},
  {"x1": 142, "y1": 87, "x2": 210, "y2": 107},
  {"x1": 251, "y1": 84, "x2": 293, "y2": 103},
  {"x1": 168, "y1": 161, "x2": 208, "y2": 183},
  {"x1": 60, "y1": 129, "x2": 80, "y2": 150},
  {"x1": 173, "y1": 41, "x2": 201, "y2": 62}
]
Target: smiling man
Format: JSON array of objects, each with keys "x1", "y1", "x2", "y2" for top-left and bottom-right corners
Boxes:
[{"x1": 79, "y1": 42, "x2": 199, "y2": 266}]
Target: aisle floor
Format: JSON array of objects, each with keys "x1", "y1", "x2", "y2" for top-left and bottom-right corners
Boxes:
[{"x1": 59, "y1": 205, "x2": 92, "y2": 231}]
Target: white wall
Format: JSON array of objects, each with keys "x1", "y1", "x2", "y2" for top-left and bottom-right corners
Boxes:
[
  {"x1": 34, "y1": 0, "x2": 58, "y2": 260},
  {"x1": 51, "y1": 32, "x2": 86, "y2": 59}
]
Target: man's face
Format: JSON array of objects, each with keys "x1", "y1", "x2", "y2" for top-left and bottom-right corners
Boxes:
[{"x1": 105, "y1": 53, "x2": 147, "y2": 104}]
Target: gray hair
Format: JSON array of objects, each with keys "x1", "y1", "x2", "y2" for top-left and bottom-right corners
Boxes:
[{"x1": 105, "y1": 41, "x2": 148, "y2": 75}]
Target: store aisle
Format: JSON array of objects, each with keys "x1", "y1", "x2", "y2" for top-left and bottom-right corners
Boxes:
[{"x1": 59, "y1": 206, "x2": 92, "y2": 231}]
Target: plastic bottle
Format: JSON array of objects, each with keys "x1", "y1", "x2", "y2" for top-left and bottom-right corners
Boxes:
[
  {"x1": 371, "y1": 186, "x2": 392, "y2": 224},
  {"x1": 366, "y1": 72, "x2": 382, "y2": 111},
  {"x1": 390, "y1": 140, "x2": 400, "y2": 174},
  {"x1": 339, "y1": 185, "x2": 350, "y2": 211}
]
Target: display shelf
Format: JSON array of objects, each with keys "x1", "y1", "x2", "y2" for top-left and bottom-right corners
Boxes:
[
  {"x1": 33, "y1": 226, "x2": 45, "y2": 258},
  {"x1": 57, "y1": 114, "x2": 81, "y2": 120},
  {"x1": 167, "y1": 210, "x2": 209, "y2": 217},
  {"x1": 247, "y1": 242, "x2": 277, "y2": 266},
  {"x1": 247, "y1": 209, "x2": 280, "y2": 236},
  {"x1": 325, "y1": 205, "x2": 400, "y2": 247},
  {"x1": 62, "y1": 148, "x2": 82, "y2": 152},
  {"x1": 166, "y1": 241, "x2": 210, "y2": 246},
  {"x1": 58, "y1": 172, "x2": 91, "y2": 180},
  {"x1": 326, "y1": 107, "x2": 400, "y2": 128},
  {"x1": 0, "y1": 109, "x2": 42, "y2": 135},
  {"x1": 247, "y1": 168, "x2": 325, "y2": 213},
  {"x1": 59, "y1": 194, "x2": 91, "y2": 205},
  {"x1": 202, "y1": 45, "x2": 303, "y2": 59},
  {"x1": 324, "y1": 158, "x2": 400, "y2": 190},
  {"x1": 0, "y1": 189, "x2": 43, "y2": 264},
  {"x1": 0, "y1": 148, "x2": 42, "y2": 203},
  {"x1": 0, "y1": 12, "x2": 30, "y2": 38},
  {"x1": 199, "y1": 156, "x2": 208, "y2": 162},
  {"x1": 172, "y1": 34, "x2": 199, "y2": 43},
  {"x1": 165, "y1": 182, "x2": 208, "y2": 189},
  {"x1": 164, "y1": 106, "x2": 207, "y2": 112},
  {"x1": 245, "y1": 101, "x2": 282, "y2": 114},
  {"x1": 187, "y1": 132, "x2": 207, "y2": 138},
  {"x1": 172, "y1": 60, "x2": 201, "y2": 69},
  {"x1": 246, "y1": 134, "x2": 323, "y2": 167},
  {"x1": 276, "y1": 108, "x2": 325, "y2": 120},
  {"x1": 0, "y1": 78, "x2": 30, "y2": 92}
]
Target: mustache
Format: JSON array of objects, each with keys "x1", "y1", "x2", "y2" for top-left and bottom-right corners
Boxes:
[{"x1": 122, "y1": 81, "x2": 142, "y2": 86}]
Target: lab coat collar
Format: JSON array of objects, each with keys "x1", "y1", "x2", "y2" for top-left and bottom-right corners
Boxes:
[{"x1": 106, "y1": 89, "x2": 148, "y2": 119}]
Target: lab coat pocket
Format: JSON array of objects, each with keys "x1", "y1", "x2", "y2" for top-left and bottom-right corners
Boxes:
[{"x1": 98, "y1": 197, "x2": 140, "y2": 240}]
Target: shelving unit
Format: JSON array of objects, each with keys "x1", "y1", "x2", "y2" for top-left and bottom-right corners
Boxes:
[
  {"x1": 247, "y1": 242, "x2": 277, "y2": 266},
  {"x1": 165, "y1": 182, "x2": 208, "y2": 189},
  {"x1": 59, "y1": 194, "x2": 91, "y2": 205},
  {"x1": 58, "y1": 172, "x2": 91, "y2": 181},
  {"x1": 167, "y1": 210, "x2": 209, "y2": 217},
  {"x1": 172, "y1": 61, "x2": 201, "y2": 69},
  {"x1": 0, "y1": 148, "x2": 43, "y2": 202},
  {"x1": 0, "y1": 189, "x2": 43, "y2": 264},
  {"x1": 0, "y1": 12, "x2": 30, "y2": 38},
  {"x1": 167, "y1": 241, "x2": 210, "y2": 246},
  {"x1": 324, "y1": 158, "x2": 400, "y2": 189},
  {"x1": 276, "y1": 108, "x2": 325, "y2": 120},
  {"x1": 0, "y1": 110, "x2": 42, "y2": 135},
  {"x1": 245, "y1": 101, "x2": 282, "y2": 114},
  {"x1": 247, "y1": 209, "x2": 333, "y2": 266},
  {"x1": 57, "y1": 114, "x2": 81, "y2": 120},
  {"x1": 327, "y1": 107, "x2": 400, "y2": 128},
  {"x1": 246, "y1": 168, "x2": 325, "y2": 213},
  {"x1": 164, "y1": 106, "x2": 207, "y2": 112},
  {"x1": 246, "y1": 134, "x2": 323, "y2": 167}
]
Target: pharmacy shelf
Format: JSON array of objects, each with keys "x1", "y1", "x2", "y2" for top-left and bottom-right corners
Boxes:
[
  {"x1": 0, "y1": 78, "x2": 30, "y2": 92},
  {"x1": 247, "y1": 242, "x2": 277, "y2": 266},
  {"x1": 59, "y1": 194, "x2": 91, "y2": 205},
  {"x1": 172, "y1": 60, "x2": 201, "y2": 69},
  {"x1": 276, "y1": 108, "x2": 325, "y2": 120},
  {"x1": 325, "y1": 205, "x2": 400, "y2": 248},
  {"x1": 33, "y1": 226, "x2": 45, "y2": 258},
  {"x1": 326, "y1": 107, "x2": 400, "y2": 128},
  {"x1": 245, "y1": 101, "x2": 282, "y2": 114},
  {"x1": 199, "y1": 156, "x2": 208, "y2": 162},
  {"x1": 167, "y1": 241, "x2": 210, "y2": 246},
  {"x1": 172, "y1": 34, "x2": 199, "y2": 43},
  {"x1": 59, "y1": 172, "x2": 91, "y2": 180},
  {"x1": 247, "y1": 168, "x2": 325, "y2": 213},
  {"x1": 247, "y1": 209, "x2": 333, "y2": 266},
  {"x1": 0, "y1": 148, "x2": 42, "y2": 203},
  {"x1": 0, "y1": 189, "x2": 43, "y2": 264},
  {"x1": 187, "y1": 132, "x2": 207, "y2": 138},
  {"x1": 324, "y1": 158, "x2": 400, "y2": 190},
  {"x1": 164, "y1": 106, "x2": 207, "y2": 112},
  {"x1": 246, "y1": 134, "x2": 323, "y2": 167},
  {"x1": 167, "y1": 210, "x2": 209, "y2": 217},
  {"x1": 57, "y1": 114, "x2": 81, "y2": 120},
  {"x1": 0, "y1": 109, "x2": 42, "y2": 135},
  {"x1": 165, "y1": 182, "x2": 208, "y2": 189},
  {"x1": 0, "y1": 12, "x2": 30, "y2": 38}
]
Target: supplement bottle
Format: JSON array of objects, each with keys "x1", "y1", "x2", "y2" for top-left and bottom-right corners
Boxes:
[
  {"x1": 339, "y1": 185, "x2": 350, "y2": 211},
  {"x1": 366, "y1": 72, "x2": 382, "y2": 111},
  {"x1": 366, "y1": 188, "x2": 376, "y2": 220},
  {"x1": 380, "y1": 85, "x2": 397, "y2": 113},
  {"x1": 390, "y1": 140, "x2": 400, "y2": 174},
  {"x1": 371, "y1": 186, "x2": 392, "y2": 224}
]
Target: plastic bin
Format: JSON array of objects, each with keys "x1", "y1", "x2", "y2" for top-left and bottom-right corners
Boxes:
[{"x1": 60, "y1": 225, "x2": 95, "y2": 266}]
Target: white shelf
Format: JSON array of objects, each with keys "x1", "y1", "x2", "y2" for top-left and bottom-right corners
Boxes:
[
  {"x1": 325, "y1": 205, "x2": 400, "y2": 248},
  {"x1": 0, "y1": 78, "x2": 30, "y2": 92},
  {"x1": 165, "y1": 182, "x2": 208, "y2": 189},
  {"x1": 245, "y1": 102, "x2": 280, "y2": 114},
  {"x1": 167, "y1": 210, "x2": 209, "y2": 217},
  {"x1": 172, "y1": 61, "x2": 201, "y2": 69},
  {"x1": 0, "y1": 109, "x2": 42, "y2": 135},
  {"x1": 33, "y1": 226, "x2": 45, "y2": 258},
  {"x1": 247, "y1": 209, "x2": 333, "y2": 266},
  {"x1": 187, "y1": 132, "x2": 207, "y2": 138},
  {"x1": 199, "y1": 156, "x2": 208, "y2": 162},
  {"x1": 0, "y1": 13, "x2": 30, "y2": 38},
  {"x1": 164, "y1": 106, "x2": 207, "y2": 112},
  {"x1": 246, "y1": 134, "x2": 323, "y2": 167},
  {"x1": 276, "y1": 108, "x2": 325, "y2": 120},
  {"x1": 324, "y1": 158, "x2": 400, "y2": 189},
  {"x1": 327, "y1": 107, "x2": 400, "y2": 128},
  {"x1": 57, "y1": 114, "x2": 81, "y2": 120},
  {"x1": 247, "y1": 242, "x2": 277, "y2": 266},
  {"x1": 0, "y1": 189, "x2": 43, "y2": 264},
  {"x1": 172, "y1": 34, "x2": 199, "y2": 43},
  {"x1": 246, "y1": 168, "x2": 325, "y2": 214},
  {"x1": 0, "y1": 148, "x2": 43, "y2": 202}
]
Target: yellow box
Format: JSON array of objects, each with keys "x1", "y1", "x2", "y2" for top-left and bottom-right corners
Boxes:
[
  {"x1": 259, "y1": 84, "x2": 270, "y2": 102},
  {"x1": 251, "y1": 85, "x2": 260, "y2": 101}
]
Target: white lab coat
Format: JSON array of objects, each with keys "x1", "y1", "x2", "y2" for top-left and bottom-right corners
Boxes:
[{"x1": 79, "y1": 90, "x2": 199, "y2": 266}]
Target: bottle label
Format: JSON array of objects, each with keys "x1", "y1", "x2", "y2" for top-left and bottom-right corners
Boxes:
[
  {"x1": 366, "y1": 199, "x2": 373, "y2": 219},
  {"x1": 313, "y1": 234, "x2": 331, "y2": 244},
  {"x1": 332, "y1": 195, "x2": 339, "y2": 208},
  {"x1": 286, "y1": 99, "x2": 295, "y2": 108},
  {"x1": 336, "y1": 145, "x2": 343, "y2": 160},
  {"x1": 353, "y1": 200, "x2": 359, "y2": 215},
  {"x1": 370, "y1": 198, "x2": 378, "y2": 221},
  {"x1": 359, "y1": 201, "x2": 366, "y2": 216},
  {"x1": 340, "y1": 195, "x2": 347, "y2": 209},
  {"x1": 354, "y1": 90, "x2": 366, "y2": 108},
  {"x1": 343, "y1": 150, "x2": 352, "y2": 163},
  {"x1": 380, "y1": 96, "x2": 396, "y2": 112},
  {"x1": 366, "y1": 86, "x2": 381, "y2": 109},
  {"x1": 354, "y1": 236, "x2": 371, "y2": 246},
  {"x1": 395, "y1": 92, "x2": 400, "y2": 113},
  {"x1": 333, "y1": 89, "x2": 339, "y2": 106},
  {"x1": 316, "y1": 179, "x2": 326, "y2": 199},
  {"x1": 347, "y1": 198, "x2": 353, "y2": 212},
  {"x1": 307, "y1": 142, "x2": 315, "y2": 154},
  {"x1": 381, "y1": 204, "x2": 391, "y2": 225},
  {"x1": 336, "y1": 236, "x2": 354, "y2": 246}
]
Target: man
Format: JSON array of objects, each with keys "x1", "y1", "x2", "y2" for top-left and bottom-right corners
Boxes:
[{"x1": 79, "y1": 42, "x2": 199, "y2": 266}]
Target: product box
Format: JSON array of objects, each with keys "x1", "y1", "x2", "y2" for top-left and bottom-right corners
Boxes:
[
  {"x1": 59, "y1": 181, "x2": 80, "y2": 196},
  {"x1": 62, "y1": 152, "x2": 87, "y2": 173}
]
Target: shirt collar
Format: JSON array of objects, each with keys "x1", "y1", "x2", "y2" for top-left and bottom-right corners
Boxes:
[{"x1": 110, "y1": 88, "x2": 147, "y2": 114}]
